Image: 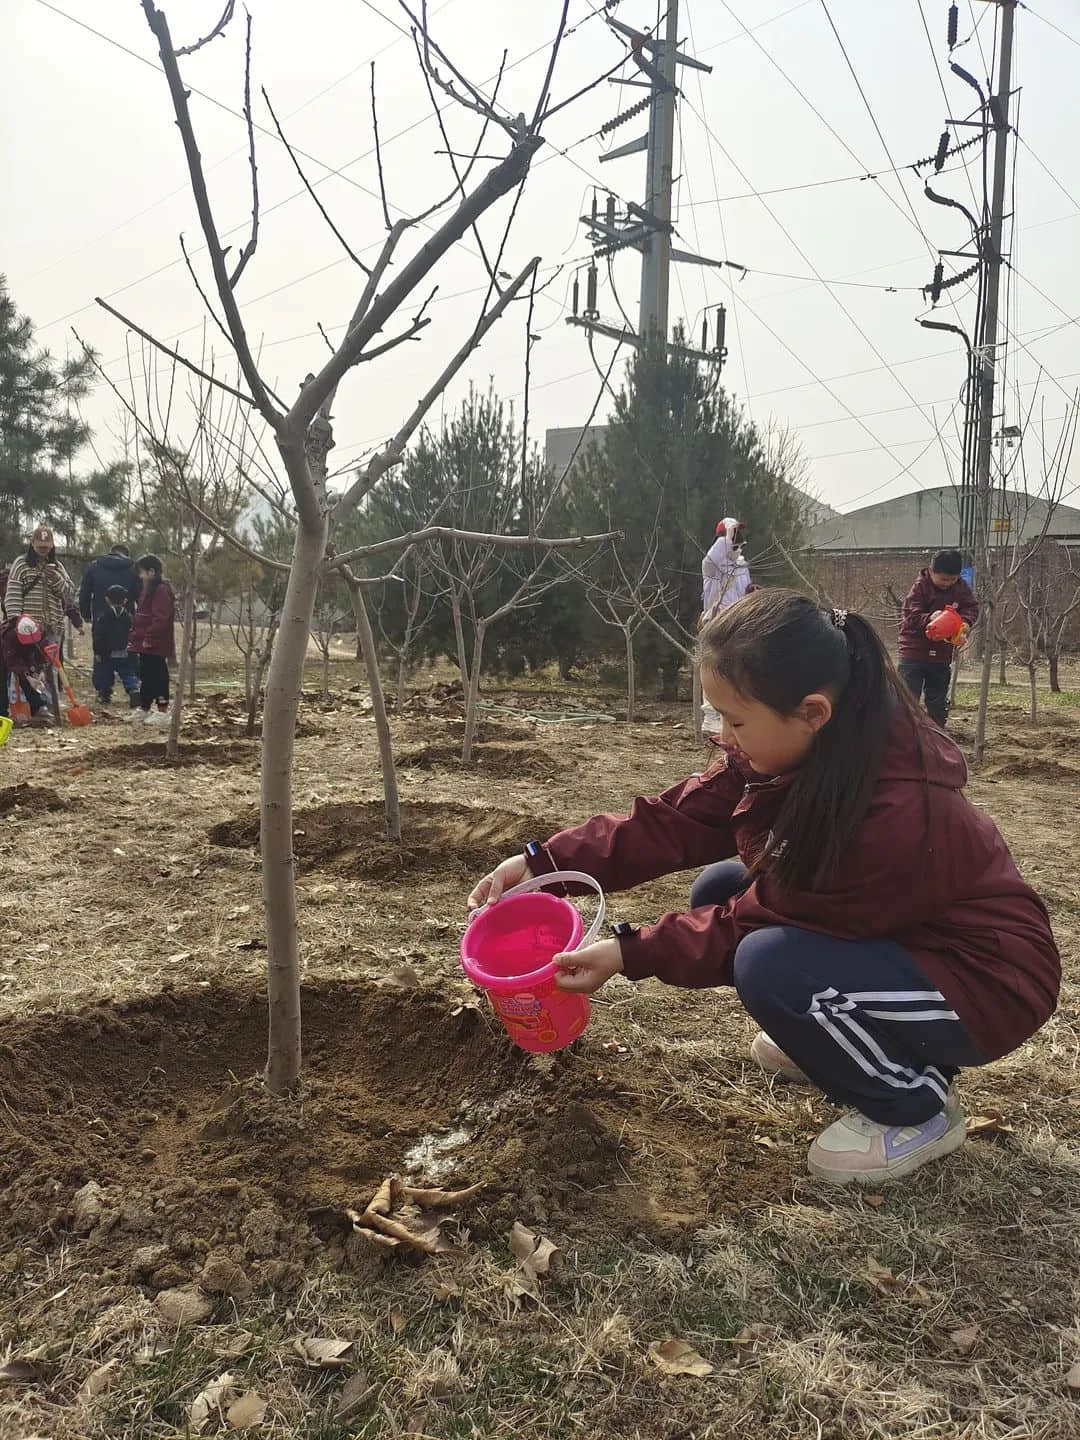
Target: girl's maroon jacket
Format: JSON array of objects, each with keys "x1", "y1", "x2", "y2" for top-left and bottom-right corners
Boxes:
[
  {"x1": 128, "y1": 581, "x2": 176, "y2": 660},
  {"x1": 529, "y1": 710, "x2": 1058, "y2": 1062}
]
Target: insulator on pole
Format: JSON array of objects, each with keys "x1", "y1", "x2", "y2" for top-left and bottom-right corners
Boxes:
[
  {"x1": 591, "y1": 192, "x2": 598, "y2": 222},
  {"x1": 702, "y1": 315, "x2": 708, "y2": 353},
  {"x1": 934, "y1": 130, "x2": 950, "y2": 173},
  {"x1": 715, "y1": 305, "x2": 727, "y2": 357},
  {"x1": 930, "y1": 261, "x2": 944, "y2": 304},
  {"x1": 605, "y1": 193, "x2": 616, "y2": 228},
  {"x1": 572, "y1": 273, "x2": 580, "y2": 317},
  {"x1": 947, "y1": 4, "x2": 959, "y2": 50},
  {"x1": 586, "y1": 263, "x2": 598, "y2": 318}
]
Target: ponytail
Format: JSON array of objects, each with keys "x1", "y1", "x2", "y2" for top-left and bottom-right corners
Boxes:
[{"x1": 697, "y1": 589, "x2": 927, "y2": 891}]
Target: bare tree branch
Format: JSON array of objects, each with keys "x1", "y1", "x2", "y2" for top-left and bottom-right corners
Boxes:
[
  {"x1": 175, "y1": 0, "x2": 235, "y2": 56},
  {"x1": 91, "y1": 299, "x2": 256, "y2": 406},
  {"x1": 229, "y1": 12, "x2": 261, "y2": 289},
  {"x1": 327, "y1": 525, "x2": 618, "y2": 570},
  {"x1": 139, "y1": 0, "x2": 282, "y2": 424},
  {"x1": 289, "y1": 135, "x2": 542, "y2": 434},
  {"x1": 404, "y1": 0, "x2": 523, "y2": 141},
  {"x1": 262, "y1": 86, "x2": 372, "y2": 274},
  {"x1": 179, "y1": 232, "x2": 233, "y2": 350},
  {"x1": 531, "y1": 0, "x2": 572, "y2": 128},
  {"x1": 370, "y1": 63, "x2": 393, "y2": 232},
  {"x1": 334, "y1": 256, "x2": 540, "y2": 519}
]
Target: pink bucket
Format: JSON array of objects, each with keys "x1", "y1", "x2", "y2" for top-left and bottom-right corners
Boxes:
[{"x1": 461, "y1": 871, "x2": 605, "y2": 1053}]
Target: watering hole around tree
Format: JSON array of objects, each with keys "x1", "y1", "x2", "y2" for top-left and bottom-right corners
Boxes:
[
  {"x1": 0, "y1": 977, "x2": 798, "y2": 1295},
  {"x1": 208, "y1": 799, "x2": 564, "y2": 879}
]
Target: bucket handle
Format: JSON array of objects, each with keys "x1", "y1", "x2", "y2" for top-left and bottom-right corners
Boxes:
[{"x1": 496, "y1": 870, "x2": 607, "y2": 951}]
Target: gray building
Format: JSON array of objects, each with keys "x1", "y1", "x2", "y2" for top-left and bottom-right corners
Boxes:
[{"x1": 807, "y1": 486, "x2": 1080, "y2": 553}]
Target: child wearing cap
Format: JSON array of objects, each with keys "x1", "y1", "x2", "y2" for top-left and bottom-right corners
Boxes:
[{"x1": 0, "y1": 615, "x2": 55, "y2": 726}]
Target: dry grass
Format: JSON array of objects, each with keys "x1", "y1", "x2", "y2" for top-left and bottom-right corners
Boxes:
[{"x1": 1, "y1": 662, "x2": 1079, "y2": 1438}]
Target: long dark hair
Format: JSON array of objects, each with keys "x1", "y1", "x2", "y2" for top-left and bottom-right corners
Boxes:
[
  {"x1": 136, "y1": 554, "x2": 164, "y2": 590},
  {"x1": 697, "y1": 588, "x2": 927, "y2": 891}
]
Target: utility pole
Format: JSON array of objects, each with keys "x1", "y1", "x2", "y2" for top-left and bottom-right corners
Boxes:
[
  {"x1": 567, "y1": 3, "x2": 725, "y2": 366},
  {"x1": 973, "y1": 0, "x2": 1016, "y2": 573},
  {"x1": 640, "y1": 2, "x2": 679, "y2": 338}
]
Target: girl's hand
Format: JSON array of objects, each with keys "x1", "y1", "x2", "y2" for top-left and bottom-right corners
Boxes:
[
  {"x1": 554, "y1": 937, "x2": 624, "y2": 994},
  {"x1": 468, "y1": 854, "x2": 529, "y2": 910}
]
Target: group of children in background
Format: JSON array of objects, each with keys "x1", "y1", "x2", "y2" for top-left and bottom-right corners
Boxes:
[{"x1": 0, "y1": 528, "x2": 176, "y2": 729}]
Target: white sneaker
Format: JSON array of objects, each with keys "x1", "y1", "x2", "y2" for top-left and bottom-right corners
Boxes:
[
  {"x1": 750, "y1": 1031, "x2": 810, "y2": 1085},
  {"x1": 143, "y1": 709, "x2": 170, "y2": 729},
  {"x1": 807, "y1": 1089, "x2": 967, "y2": 1186}
]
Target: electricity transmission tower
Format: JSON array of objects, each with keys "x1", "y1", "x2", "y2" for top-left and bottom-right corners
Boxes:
[{"x1": 567, "y1": 2, "x2": 728, "y2": 366}]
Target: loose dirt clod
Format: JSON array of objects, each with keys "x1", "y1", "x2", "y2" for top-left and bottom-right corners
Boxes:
[{"x1": 0, "y1": 782, "x2": 69, "y2": 815}]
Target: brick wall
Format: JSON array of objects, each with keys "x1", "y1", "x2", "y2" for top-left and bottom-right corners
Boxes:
[{"x1": 808, "y1": 544, "x2": 1080, "y2": 655}]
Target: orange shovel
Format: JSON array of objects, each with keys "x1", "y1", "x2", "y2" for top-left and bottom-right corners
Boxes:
[{"x1": 43, "y1": 644, "x2": 92, "y2": 727}]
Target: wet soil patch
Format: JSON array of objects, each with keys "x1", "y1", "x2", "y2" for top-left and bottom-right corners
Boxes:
[{"x1": 208, "y1": 799, "x2": 560, "y2": 879}]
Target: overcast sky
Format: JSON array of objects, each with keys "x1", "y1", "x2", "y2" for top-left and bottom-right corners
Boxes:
[{"x1": 4, "y1": 0, "x2": 1079, "y2": 516}]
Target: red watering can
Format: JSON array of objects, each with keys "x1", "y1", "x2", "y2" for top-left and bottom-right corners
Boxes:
[{"x1": 925, "y1": 605, "x2": 965, "y2": 643}]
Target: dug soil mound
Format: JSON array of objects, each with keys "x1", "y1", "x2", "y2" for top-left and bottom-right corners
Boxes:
[
  {"x1": 982, "y1": 752, "x2": 1080, "y2": 784},
  {"x1": 73, "y1": 741, "x2": 260, "y2": 772},
  {"x1": 209, "y1": 799, "x2": 560, "y2": 879},
  {"x1": 0, "y1": 980, "x2": 787, "y2": 1295},
  {"x1": 398, "y1": 742, "x2": 561, "y2": 780},
  {"x1": 0, "y1": 782, "x2": 70, "y2": 816},
  {"x1": 443, "y1": 718, "x2": 536, "y2": 745}
]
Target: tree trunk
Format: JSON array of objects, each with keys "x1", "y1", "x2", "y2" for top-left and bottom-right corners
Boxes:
[
  {"x1": 450, "y1": 588, "x2": 469, "y2": 688},
  {"x1": 262, "y1": 514, "x2": 326, "y2": 1097},
  {"x1": 167, "y1": 583, "x2": 197, "y2": 761},
  {"x1": 396, "y1": 643, "x2": 411, "y2": 712},
  {"x1": 692, "y1": 663, "x2": 703, "y2": 743},
  {"x1": 624, "y1": 625, "x2": 636, "y2": 724},
  {"x1": 321, "y1": 643, "x2": 330, "y2": 702},
  {"x1": 1028, "y1": 661, "x2": 1038, "y2": 724},
  {"x1": 243, "y1": 649, "x2": 253, "y2": 709},
  {"x1": 351, "y1": 581, "x2": 401, "y2": 842},
  {"x1": 462, "y1": 621, "x2": 487, "y2": 763},
  {"x1": 973, "y1": 596, "x2": 995, "y2": 768},
  {"x1": 1049, "y1": 651, "x2": 1061, "y2": 694},
  {"x1": 997, "y1": 642, "x2": 1007, "y2": 686},
  {"x1": 189, "y1": 618, "x2": 198, "y2": 702}
]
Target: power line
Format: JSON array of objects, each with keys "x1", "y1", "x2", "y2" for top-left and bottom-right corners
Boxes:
[
  {"x1": 1018, "y1": 2, "x2": 1080, "y2": 51},
  {"x1": 22, "y1": 0, "x2": 460, "y2": 284}
]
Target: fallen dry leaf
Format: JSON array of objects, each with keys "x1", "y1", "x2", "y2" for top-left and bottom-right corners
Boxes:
[
  {"x1": 949, "y1": 1325, "x2": 980, "y2": 1355},
  {"x1": 335, "y1": 1371, "x2": 374, "y2": 1421},
  {"x1": 648, "y1": 1338, "x2": 714, "y2": 1378},
  {"x1": 79, "y1": 1359, "x2": 119, "y2": 1399},
  {"x1": 753, "y1": 1134, "x2": 777, "y2": 1150},
  {"x1": 389, "y1": 1307, "x2": 407, "y2": 1336},
  {"x1": 218, "y1": 1331, "x2": 256, "y2": 1358},
  {"x1": 509, "y1": 1221, "x2": 562, "y2": 1283},
  {"x1": 429, "y1": 1279, "x2": 461, "y2": 1301},
  {"x1": 728, "y1": 1324, "x2": 771, "y2": 1346},
  {"x1": 189, "y1": 1371, "x2": 237, "y2": 1434},
  {"x1": 347, "y1": 1177, "x2": 478, "y2": 1257},
  {"x1": 226, "y1": 1390, "x2": 267, "y2": 1429},
  {"x1": 397, "y1": 1181, "x2": 483, "y2": 1209},
  {"x1": 1066, "y1": 1360, "x2": 1080, "y2": 1391},
  {"x1": 966, "y1": 1112, "x2": 1015, "y2": 1136},
  {"x1": 294, "y1": 1337, "x2": 353, "y2": 1369},
  {"x1": 863, "y1": 1193, "x2": 886, "y2": 1208},
  {"x1": 862, "y1": 1255, "x2": 902, "y2": 1294},
  {"x1": 0, "y1": 1358, "x2": 43, "y2": 1385}
]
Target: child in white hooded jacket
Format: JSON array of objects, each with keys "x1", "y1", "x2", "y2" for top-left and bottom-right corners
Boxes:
[{"x1": 700, "y1": 517, "x2": 750, "y2": 734}]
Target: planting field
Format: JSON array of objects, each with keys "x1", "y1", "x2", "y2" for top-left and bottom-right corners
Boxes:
[{"x1": 1, "y1": 662, "x2": 1079, "y2": 1440}]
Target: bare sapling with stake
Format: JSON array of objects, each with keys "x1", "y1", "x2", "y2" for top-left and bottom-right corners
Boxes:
[{"x1": 118, "y1": 0, "x2": 616, "y2": 1095}]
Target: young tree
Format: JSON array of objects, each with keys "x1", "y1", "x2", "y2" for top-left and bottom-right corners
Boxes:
[{"x1": 119, "y1": 0, "x2": 613, "y2": 1094}]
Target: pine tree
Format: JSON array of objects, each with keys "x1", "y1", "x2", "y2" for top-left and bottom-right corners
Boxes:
[
  {"x1": 0, "y1": 275, "x2": 120, "y2": 558},
  {"x1": 564, "y1": 334, "x2": 810, "y2": 696}
]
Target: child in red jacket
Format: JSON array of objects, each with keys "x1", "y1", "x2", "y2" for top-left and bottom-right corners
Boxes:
[
  {"x1": 898, "y1": 548, "x2": 979, "y2": 727},
  {"x1": 470, "y1": 589, "x2": 1059, "y2": 1187},
  {"x1": 127, "y1": 554, "x2": 176, "y2": 729}
]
